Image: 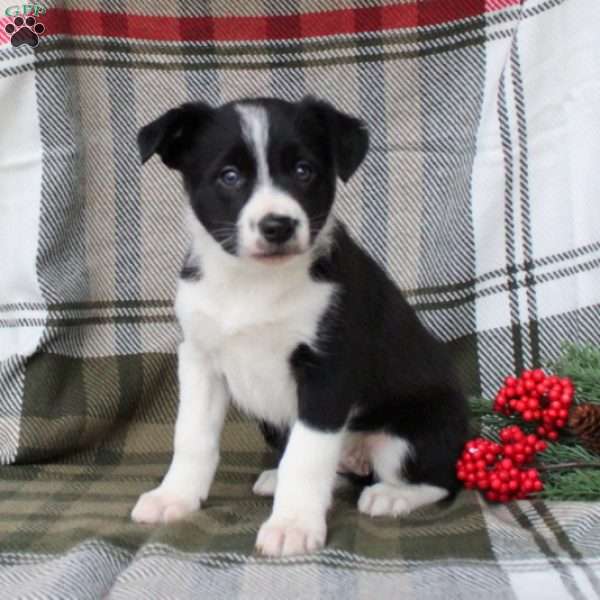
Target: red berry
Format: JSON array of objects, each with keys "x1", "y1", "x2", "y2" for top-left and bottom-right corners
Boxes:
[
  {"x1": 501, "y1": 458, "x2": 512, "y2": 469},
  {"x1": 499, "y1": 494, "x2": 510, "y2": 503},
  {"x1": 486, "y1": 491, "x2": 498, "y2": 501},
  {"x1": 547, "y1": 431, "x2": 559, "y2": 441},
  {"x1": 524, "y1": 380, "x2": 536, "y2": 391},
  {"x1": 522, "y1": 370, "x2": 533, "y2": 380},
  {"x1": 509, "y1": 480, "x2": 519, "y2": 491},
  {"x1": 523, "y1": 410, "x2": 533, "y2": 421},
  {"x1": 536, "y1": 441, "x2": 547, "y2": 452},
  {"x1": 514, "y1": 454, "x2": 526, "y2": 464},
  {"x1": 515, "y1": 384, "x2": 525, "y2": 395},
  {"x1": 549, "y1": 390, "x2": 560, "y2": 402},
  {"x1": 532, "y1": 369, "x2": 545, "y2": 382},
  {"x1": 533, "y1": 481, "x2": 543, "y2": 492}
]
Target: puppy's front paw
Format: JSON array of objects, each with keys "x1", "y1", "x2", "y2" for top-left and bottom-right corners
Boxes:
[
  {"x1": 131, "y1": 488, "x2": 199, "y2": 524},
  {"x1": 256, "y1": 516, "x2": 326, "y2": 557}
]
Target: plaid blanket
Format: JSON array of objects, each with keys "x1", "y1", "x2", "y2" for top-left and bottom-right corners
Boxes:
[{"x1": 1, "y1": 0, "x2": 600, "y2": 597}]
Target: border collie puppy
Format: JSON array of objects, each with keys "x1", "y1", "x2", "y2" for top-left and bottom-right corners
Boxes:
[{"x1": 131, "y1": 97, "x2": 469, "y2": 557}]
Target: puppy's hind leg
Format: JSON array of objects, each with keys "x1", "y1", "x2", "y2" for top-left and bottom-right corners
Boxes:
[{"x1": 357, "y1": 434, "x2": 449, "y2": 518}]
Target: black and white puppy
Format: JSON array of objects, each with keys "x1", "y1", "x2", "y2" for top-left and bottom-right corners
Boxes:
[{"x1": 131, "y1": 97, "x2": 469, "y2": 557}]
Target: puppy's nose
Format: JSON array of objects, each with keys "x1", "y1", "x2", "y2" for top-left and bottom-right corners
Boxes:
[{"x1": 258, "y1": 214, "x2": 298, "y2": 244}]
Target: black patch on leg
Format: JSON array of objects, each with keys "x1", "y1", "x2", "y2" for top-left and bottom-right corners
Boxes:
[{"x1": 258, "y1": 421, "x2": 289, "y2": 461}]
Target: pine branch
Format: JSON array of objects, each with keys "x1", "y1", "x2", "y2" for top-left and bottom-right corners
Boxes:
[{"x1": 538, "y1": 462, "x2": 600, "y2": 472}]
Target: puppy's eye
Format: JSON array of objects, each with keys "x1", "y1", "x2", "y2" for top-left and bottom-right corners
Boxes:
[
  {"x1": 219, "y1": 166, "x2": 242, "y2": 188},
  {"x1": 294, "y1": 160, "x2": 314, "y2": 183}
]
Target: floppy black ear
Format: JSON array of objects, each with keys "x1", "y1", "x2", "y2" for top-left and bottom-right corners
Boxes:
[
  {"x1": 300, "y1": 97, "x2": 369, "y2": 183},
  {"x1": 137, "y1": 102, "x2": 213, "y2": 169}
]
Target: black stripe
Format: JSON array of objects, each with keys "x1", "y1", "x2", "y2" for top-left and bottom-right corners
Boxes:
[
  {"x1": 498, "y1": 75, "x2": 524, "y2": 373},
  {"x1": 0, "y1": 315, "x2": 175, "y2": 327},
  {"x1": 511, "y1": 39, "x2": 540, "y2": 366}
]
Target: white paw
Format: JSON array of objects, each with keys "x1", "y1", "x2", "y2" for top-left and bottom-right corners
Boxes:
[
  {"x1": 131, "y1": 488, "x2": 199, "y2": 524},
  {"x1": 253, "y1": 469, "x2": 278, "y2": 496},
  {"x1": 358, "y1": 483, "x2": 412, "y2": 517},
  {"x1": 256, "y1": 516, "x2": 326, "y2": 557}
]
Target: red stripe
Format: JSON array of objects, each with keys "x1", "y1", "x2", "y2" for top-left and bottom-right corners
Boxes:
[{"x1": 40, "y1": 1, "x2": 518, "y2": 43}]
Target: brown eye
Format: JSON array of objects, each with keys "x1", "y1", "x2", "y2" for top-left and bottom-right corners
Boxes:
[
  {"x1": 294, "y1": 160, "x2": 314, "y2": 183},
  {"x1": 219, "y1": 166, "x2": 242, "y2": 188}
]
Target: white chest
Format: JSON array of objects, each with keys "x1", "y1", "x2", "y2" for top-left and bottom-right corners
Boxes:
[{"x1": 176, "y1": 261, "x2": 335, "y2": 427}]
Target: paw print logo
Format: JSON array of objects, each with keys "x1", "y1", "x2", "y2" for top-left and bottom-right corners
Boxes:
[{"x1": 4, "y1": 16, "x2": 45, "y2": 48}]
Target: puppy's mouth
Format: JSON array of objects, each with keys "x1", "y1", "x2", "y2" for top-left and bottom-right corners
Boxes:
[
  {"x1": 248, "y1": 239, "x2": 306, "y2": 263},
  {"x1": 250, "y1": 248, "x2": 301, "y2": 263}
]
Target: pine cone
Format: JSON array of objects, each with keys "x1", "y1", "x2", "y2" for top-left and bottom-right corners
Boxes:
[{"x1": 569, "y1": 403, "x2": 600, "y2": 454}]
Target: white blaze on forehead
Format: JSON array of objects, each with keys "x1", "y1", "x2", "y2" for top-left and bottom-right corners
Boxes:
[
  {"x1": 235, "y1": 103, "x2": 270, "y2": 185},
  {"x1": 234, "y1": 103, "x2": 311, "y2": 257}
]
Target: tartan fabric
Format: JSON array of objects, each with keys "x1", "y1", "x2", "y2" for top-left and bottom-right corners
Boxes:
[{"x1": 1, "y1": 0, "x2": 600, "y2": 597}]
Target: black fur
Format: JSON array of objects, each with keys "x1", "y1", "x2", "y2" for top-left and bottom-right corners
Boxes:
[
  {"x1": 293, "y1": 224, "x2": 469, "y2": 492},
  {"x1": 137, "y1": 97, "x2": 367, "y2": 256}
]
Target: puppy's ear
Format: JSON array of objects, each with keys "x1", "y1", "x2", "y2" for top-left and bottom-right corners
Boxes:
[
  {"x1": 300, "y1": 96, "x2": 369, "y2": 183},
  {"x1": 138, "y1": 102, "x2": 213, "y2": 169}
]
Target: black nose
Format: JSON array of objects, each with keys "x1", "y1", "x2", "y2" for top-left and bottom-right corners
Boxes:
[{"x1": 258, "y1": 214, "x2": 298, "y2": 245}]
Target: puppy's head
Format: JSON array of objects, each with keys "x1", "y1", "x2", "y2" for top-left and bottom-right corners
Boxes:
[{"x1": 138, "y1": 97, "x2": 368, "y2": 262}]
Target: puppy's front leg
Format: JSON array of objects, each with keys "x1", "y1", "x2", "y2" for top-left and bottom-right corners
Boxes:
[
  {"x1": 132, "y1": 341, "x2": 228, "y2": 524},
  {"x1": 256, "y1": 421, "x2": 344, "y2": 556}
]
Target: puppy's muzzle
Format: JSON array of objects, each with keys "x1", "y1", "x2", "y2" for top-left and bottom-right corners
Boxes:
[{"x1": 258, "y1": 214, "x2": 299, "y2": 245}]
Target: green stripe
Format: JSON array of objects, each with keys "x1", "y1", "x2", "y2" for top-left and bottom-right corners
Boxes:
[{"x1": 29, "y1": 34, "x2": 494, "y2": 75}]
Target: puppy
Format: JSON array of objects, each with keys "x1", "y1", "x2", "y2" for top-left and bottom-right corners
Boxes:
[{"x1": 131, "y1": 96, "x2": 469, "y2": 557}]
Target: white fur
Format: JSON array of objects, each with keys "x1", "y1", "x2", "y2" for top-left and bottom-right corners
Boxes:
[
  {"x1": 133, "y1": 197, "x2": 335, "y2": 530},
  {"x1": 235, "y1": 104, "x2": 310, "y2": 257},
  {"x1": 358, "y1": 483, "x2": 448, "y2": 517},
  {"x1": 131, "y1": 342, "x2": 229, "y2": 523},
  {"x1": 256, "y1": 422, "x2": 344, "y2": 556},
  {"x1": 253, "y1": 468, "x2": 278, "y2": 496},
  {"x1": 368, "y1": 434, "x2": 412, "y2": 484}
]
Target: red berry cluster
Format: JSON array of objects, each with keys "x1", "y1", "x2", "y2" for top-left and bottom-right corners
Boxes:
[
  {"x1": 456, "y1": 425, "x2": 546, "y2": 502},
  {"x1": 493, "y1": 369, "x2": 574, "y2": 440}
]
